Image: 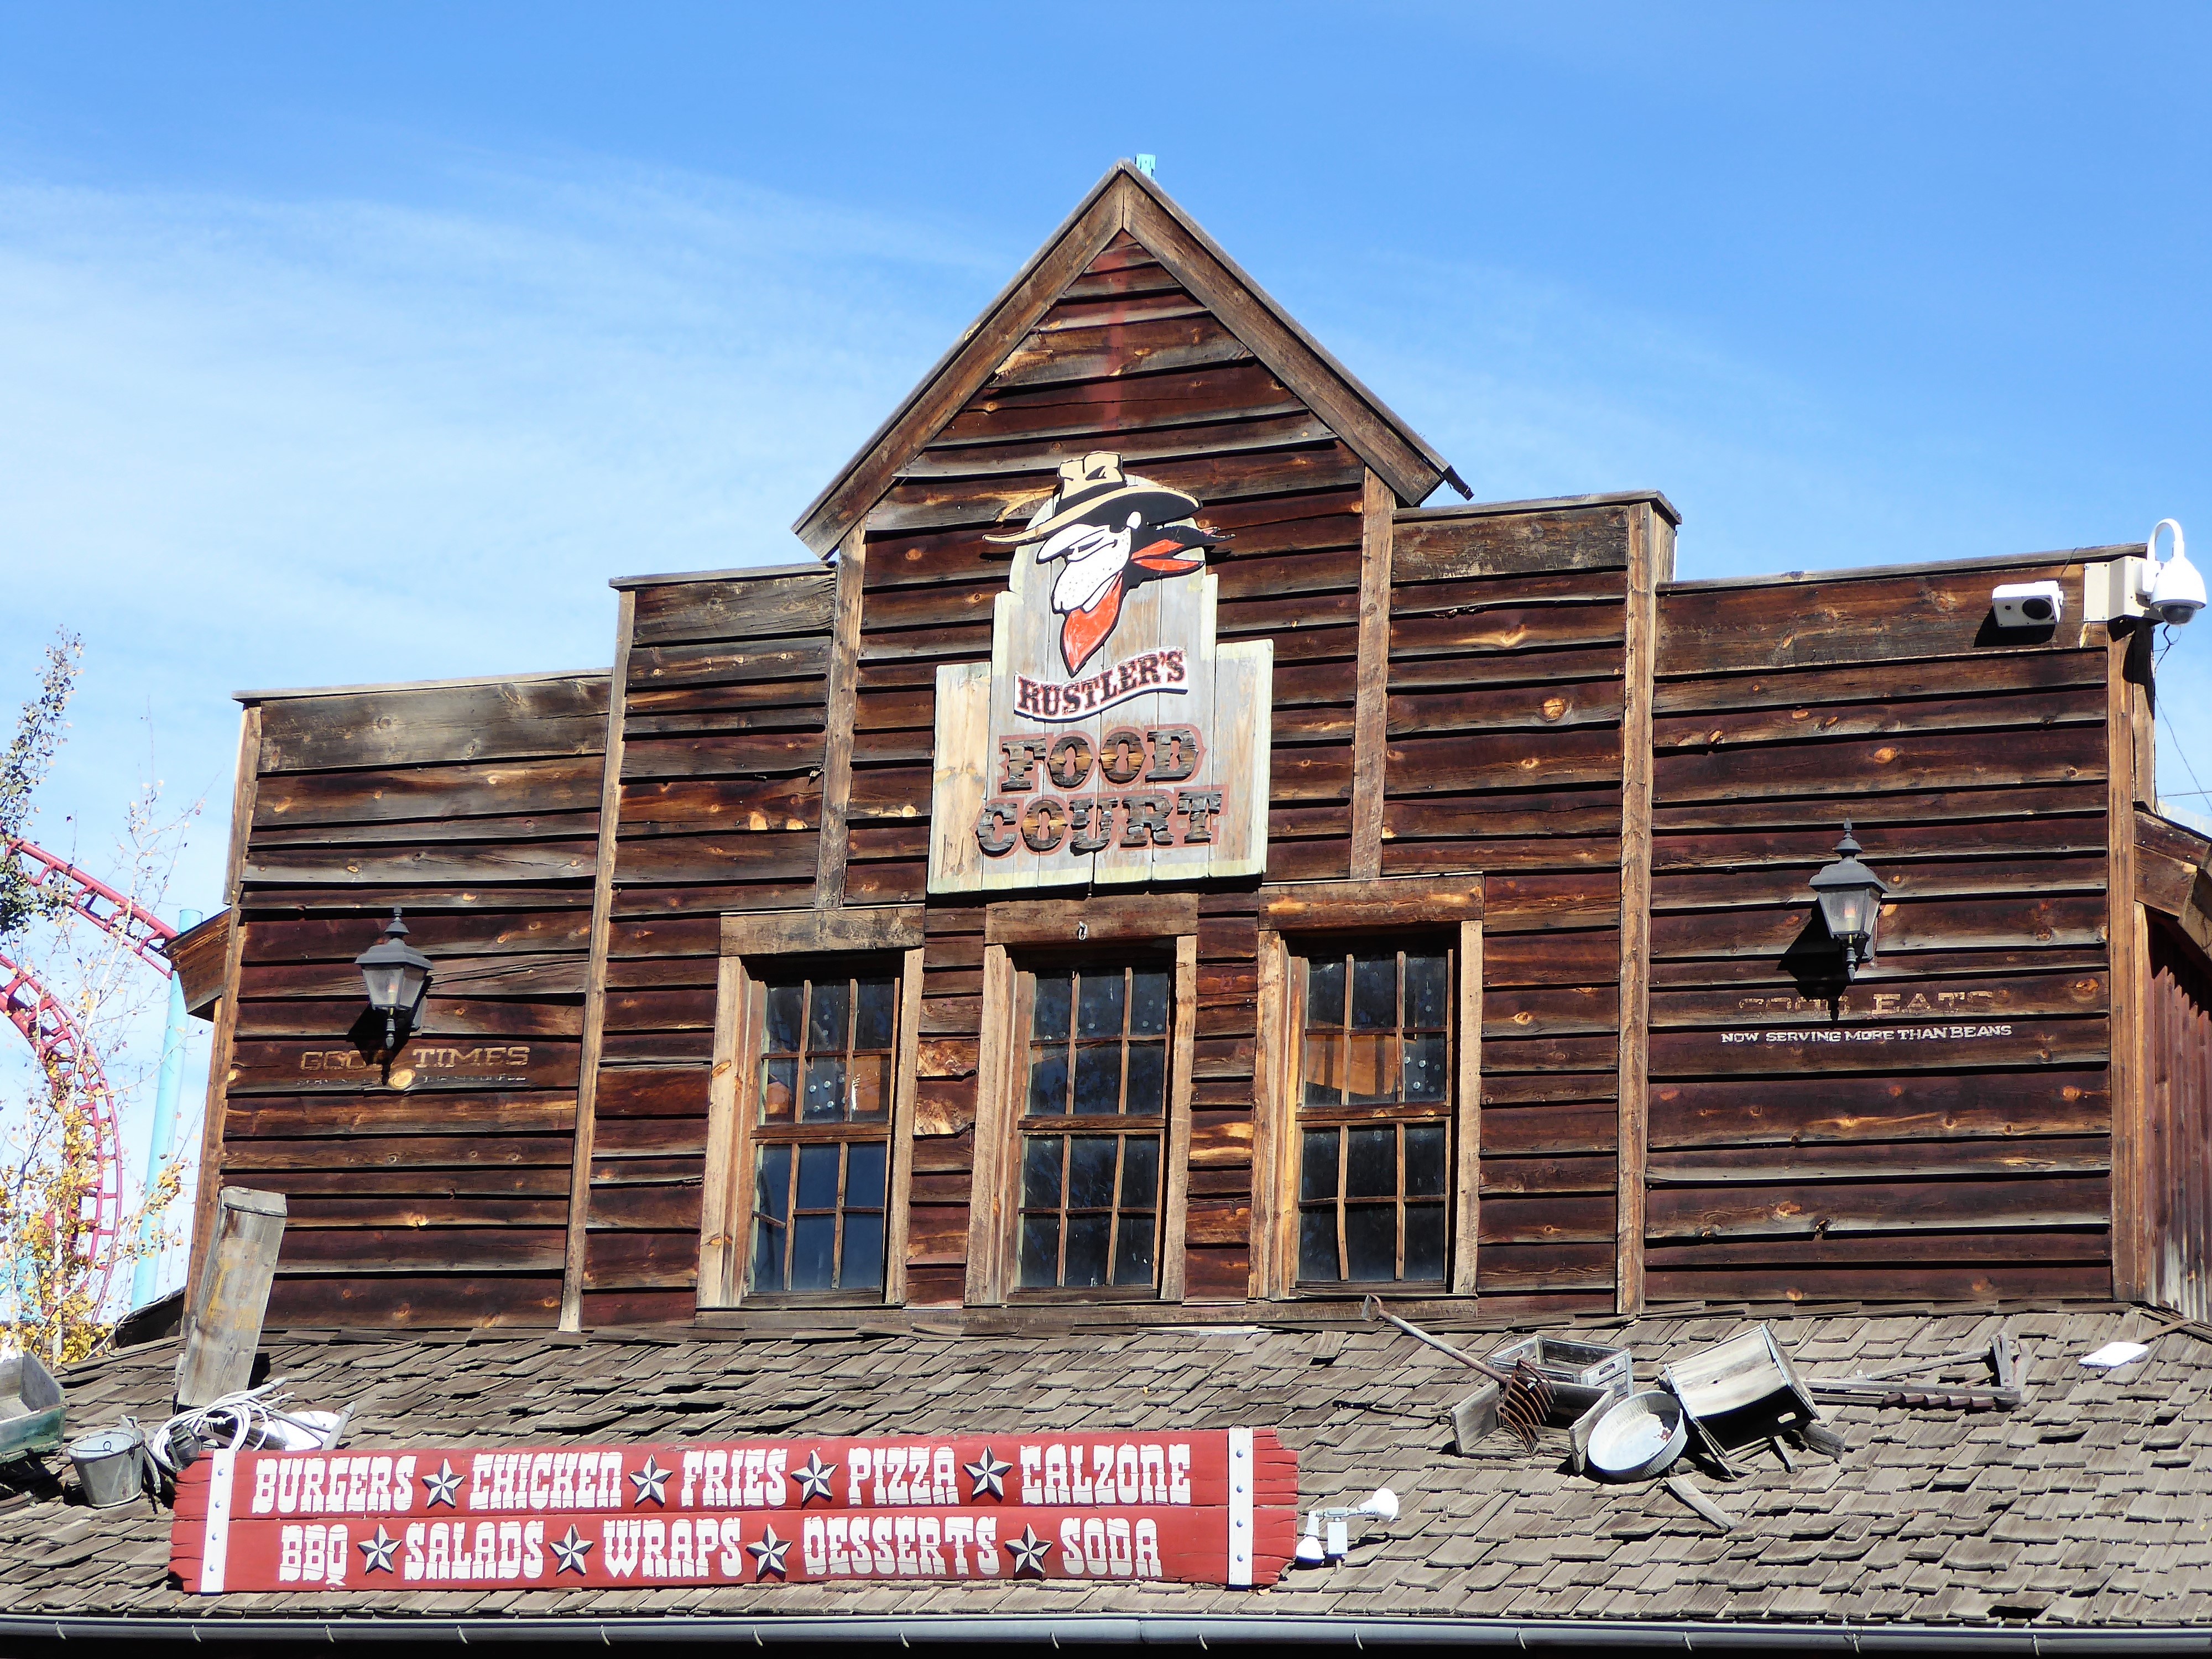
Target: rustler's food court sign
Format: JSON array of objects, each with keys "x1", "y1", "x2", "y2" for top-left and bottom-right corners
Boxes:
[
  {"x1": 928, "y1": 452, "x2": 1273, "y2": 892},
  {"x1": 171, "y1": 1428, "x2": 1297, "y2": 1592}
]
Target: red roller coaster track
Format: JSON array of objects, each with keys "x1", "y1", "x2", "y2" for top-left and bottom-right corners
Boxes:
[{"x1": 1, "y1": 836, "x2": 177, "y2": 1305}]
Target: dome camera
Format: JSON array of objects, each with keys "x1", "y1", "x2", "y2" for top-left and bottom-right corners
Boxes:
[{"x1": 2149, "y1": 519, "x2": 2206, "y2": 625}]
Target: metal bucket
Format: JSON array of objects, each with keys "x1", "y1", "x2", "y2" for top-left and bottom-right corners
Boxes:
[{"x1": 69, "y1": 1425, "x2": 145, "y2": 1509}]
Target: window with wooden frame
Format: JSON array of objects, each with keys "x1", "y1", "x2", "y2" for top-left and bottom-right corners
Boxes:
[
  {"x1": 1014, "y1": 960, "x2": 1172, "y2": 1292},
  {"x1": 700, "y1": 909, "x2": 925, "y2": 1311},
  {"x1": 964, "y1": 896, "x2": 1200, "y2": 1307},
  {"x1": 745, "y1": 962, "x2": 896, "y2": 1297},
  {"x1": 1253, "y1": 879, "x2": 1481, "y2": 1300},
  {"x1": 1291, "y1": 942, "x2": 1454, "y2": 1286}
]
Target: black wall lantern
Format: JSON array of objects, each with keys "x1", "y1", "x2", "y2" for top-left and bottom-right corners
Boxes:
[
  {"x1": 1808, "y1": 821, "x2": 1888, "y2": 983},
  {"x1": 354, "y1": 906, "x2": 433, "y2": 1053}
]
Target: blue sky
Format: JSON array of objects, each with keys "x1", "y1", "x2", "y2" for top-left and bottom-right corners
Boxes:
[{"x1": 2, "y1": 4, "x2": 2208, "y2": 1291}]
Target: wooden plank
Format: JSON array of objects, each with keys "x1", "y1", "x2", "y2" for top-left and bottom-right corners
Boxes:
[
  {"x1": 886, "y1": 943, "x2": 926, "y2": 1304},
  {"x1": 255, "y1": 678, "x2": 608, "y2": 773},
  {"x1": 1452, "y1": 916, "x2": 1483, "y2": 1297},
  {"x1": 560, "y1": 589, "x2": 633, "y2": 1332},
  {"x1": 1249, "y1": 929, "x2": 1290, "y2": 1298},
  {"x1": 627, "y1": 571, "x2": 837, "y2": 648},
  {"x1": 815, "y1": 529, "x2": 868, "y2": 909},
  {"x1": 252, "y1": 755, "x2": 606, "y2": 830},
  {"x1": 695, "y1": 956, "x2": 745, "y2": 1309},
  {"x1": 176, "y1": 1187, "x2": 286, "y2": 1407},
  {"x1": 1646, "y1": 1175, "x2": 2110, "y2": 1241},
  {"x1": 2109, "y1": 621, "x2": 2148, "y2": 1298},
  {"x1": 168, "y1": 909, "x2": 231, "y2": 1019},
  {"x1": 1260, "y1": 875, "x2": 1484, "y2": 933},
  {"x1": 1617, "y1": 504, "x2": 1661, "y2": 1316},
  {"x1": 1349, "y1": 470, "x2": 1393, "y2": 881},
  {"x1": 984, "y1": 894, "x2": 1199, "y2": 947},
  {"x1": 1653, "y1": 648, "x2": 2107, "y2": 718},
  {"x1": 186, "y1": 708, "x2": 260, "y2": 1300},
  {"x1": 1391, "y1": 504, "x2": 1632, "y2": 582},
  {"x1": 1161, "y1": 933, "x2": 1199, "y2": 1301},
  {"x1": 963, "y1": 943, "x2": 1015, "y2": 1305},
  {"x1": 720, "y1": 906, "x2": 924, "y2": 956}
]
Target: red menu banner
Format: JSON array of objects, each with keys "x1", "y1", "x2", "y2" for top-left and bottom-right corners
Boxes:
[{"x1": 170, "y1": 1429, "x2": 1297, "y2": 1593}]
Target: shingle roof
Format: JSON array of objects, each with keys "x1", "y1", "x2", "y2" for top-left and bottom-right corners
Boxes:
[{"x1": 4, "y1": 1303, "x2": 2208, "y2": 1636}]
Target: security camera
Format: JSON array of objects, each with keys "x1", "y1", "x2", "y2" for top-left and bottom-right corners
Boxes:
[
  {"x1": 2143, "y1": 520, "x2": 2206, "y2": 626},
  {"x1": 1992, "y1": 580, "x2": 2064, "y2": 629}
]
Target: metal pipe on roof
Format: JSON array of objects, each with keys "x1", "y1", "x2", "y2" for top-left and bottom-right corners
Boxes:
[{"x1": 0, "y1": 1615, "x2": 2205, "y2": 1652}]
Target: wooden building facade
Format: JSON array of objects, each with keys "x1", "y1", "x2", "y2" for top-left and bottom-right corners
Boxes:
[{"x1": 177, "y1": 163, "x2": 2212, "y2": 1334}]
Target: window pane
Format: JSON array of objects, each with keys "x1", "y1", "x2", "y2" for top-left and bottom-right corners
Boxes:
[
  {"x1": 1026, "y1": 1051, "x2": 1069, "y2": 1117},
  {"x1": 750, "y1": 1217, "x2": 784, "y2": 1293},
  {"x1": 1031, "y1": 971, "x2": 1072, "y2": 1040},
  {"x1": 1077, "y1": 971, "x2": 1126, "y2": 1038},
  {"x1": 759, "y1": 1057, "x2": 798, "y2": 1123},
  {"x1": 1402, "y1": 1035, "x2": 1448, "y2": 1103},
  {"x1": 1067, "y1": 1135, "x2": 1118, "y2": 1210},
  {"x1": 755, "y1": 1145, "x2": 792, "y2": 1221},
  {"x1": 1345, "y1": 1034, "x2": 1396, "y2": 1105},
  {"x1": 1306, "y1": 957, "x2": 1345, "y2": 1026},
  {"x1": 808, "y1": 979, "x2": 849, "y2": 1050},
  {"x1": 1300, "y1": 1128, "x2": 1339, "y2": 1203},
  {"x1": 1063, "y1": 1214, "x2": 1111, "y2": 1288},
  {"x1": 1405, "y1": 1123, "x2": 1448, "y2": 1197},
  {"x1": 846, "y1": 1139, "x2": 888, "y2": 1209},
  {"x1": 1344, "y1": 1204, "x2": 1396, "y2": 1281},
  {"x1": 1404, "y1": 1203, "x2": 1446, "y2": 1282},
  {"x1": 795, "y1": 1142, "x2": 841, "y2": 1210},
  {"x1": 1114, "y1": 1214, "x2": 1155, "y2": 1286},
  {"x1": 801, "y1": 1056, "x2": 847, "y2": 1123},
  {"x1": 1299, "y1": 1207, "x2": 1339, "y2": 1282},
  {"x1": 1022, "y1": 1136, "x2": 1063, "y2": 1209},
  {"x1": 1072, "y1": 1045, "x2": 1122, "y2": 1115},
  {"x1": 1406, "y1": 953, "x2": 1449, "y2": 1029},
  {"x1": 1120, "y1": 1135, "x2": 1160, "y2": 1210},
  {"x1": 1345, "y1": 1126, "x2": 1396, "y2": 1198},
  {"x1": 1124, "y1": 1042, "x2": 1167, "y2": 1115},
  {"x1": 842, "y1": 1211, "x2": 885, "y2": 1291},
  {"x1": 1129, "y1": 968, "x2": 1170, "y2": 1036},
  {"x1": 848, "y1": 1054, "x2": 890, "y2": 1120},
  {"x1": 1350, "y1": 954, "x2": 1396, "y2": 1030},
  {"x1": 854, "y1": 978, "x2": 896, "y2": 1048},
  {"x1": 790, "y1": 1214, "x2": 836, "y2": 1292},
  {"x1": 764, "y1": 984, "x2": 805, "y2": 1053},
  {"x1": 1019, "y1": 1215, "x2": 1060, "y2": 1288},
  {"x1": 1302, "y1": 1030, "x2": 1344, "y2": 1108}
]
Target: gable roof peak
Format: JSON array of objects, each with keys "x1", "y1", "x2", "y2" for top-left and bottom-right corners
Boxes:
[{"x1": 791, "y1": 161, "x2": 1465, "y2": 556}]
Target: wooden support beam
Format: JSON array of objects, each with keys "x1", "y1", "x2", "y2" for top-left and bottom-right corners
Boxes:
[
  {"x1": 184, "y1": 706, "x2": 260, "y2": 1299},
  {"x1": 963, "y1": 943, "x2": 1016, "y2": 1306},
  {"x1": 1349, "y1": 469, "x2": 1394, "y2": 881},
  {"x1": 176, "y1": 1187, "x2": 286, "y2": 1408},
  {"x1": 1614, "y1": 504, "x2": 1664, "y2": 1316},
  {"x1": 814, "y1": 526, "x2": 867, "y2": 909},
  {"x1": 1159, "y1": 933, "x2": 1199, "y2": 1302},
  {"x1": 2109, "y1": 619, "x2": 2152, "y2": 1301},
  {"x1": 722, "y1": 906, "x2": 924, "y2": 957},
  {"x1": 885, "y1": 943, "x2": 926, "y2": 1306},
  {"x1": 559, "y1": 588, "x2": 634, "y2": 1333}
]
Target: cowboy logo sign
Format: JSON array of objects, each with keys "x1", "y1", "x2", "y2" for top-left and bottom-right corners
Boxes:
[{"x1": 988, "y1": 452, "x2": 1224, "y2": 677}]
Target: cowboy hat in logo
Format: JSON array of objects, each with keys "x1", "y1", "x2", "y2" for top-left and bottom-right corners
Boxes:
[{"x1": 988, "y1": 451, "x2": 1223, "y2": 676}]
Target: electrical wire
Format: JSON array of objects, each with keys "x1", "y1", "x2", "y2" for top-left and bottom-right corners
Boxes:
[{"x1": 143, "y1": 1380, "x2": 314, "y2": 1478}]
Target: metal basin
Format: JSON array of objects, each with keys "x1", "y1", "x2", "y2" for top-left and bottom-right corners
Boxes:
[{"x1": 1587, "y1": 1389, "x2": 1688, "y2": 1482}]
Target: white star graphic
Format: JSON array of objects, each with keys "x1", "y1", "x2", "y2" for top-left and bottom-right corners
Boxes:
[
  {"x1": 421, "y1": 1459, "x2": 462, "y2": 1509},
  {"x1": 964, "y1": 1447, "x2": 1012, "y2": 1501},
  {"x1": 357, "y1": 1525, "x2": 399, "y2": 1575},
  {"x1": 1004, "y1": 1524, "x2": 1052, "y2": 1579},
  {"x1": 550, "y1": 1524, "x2": 593, "y2": 1576},
  {"x1": 747, "y1": 1524, "x2": 791, "y2": 1580},
  {"x1": 793, "y1": 1451, "x2": 837, "y2": 1505},
  {"x1": 623, "y1": 1454, "x2": 669, "y2": 1507}
]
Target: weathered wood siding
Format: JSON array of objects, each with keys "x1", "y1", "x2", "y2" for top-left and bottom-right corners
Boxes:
[
  {"x1": 2147, "y1": 912, "x2": 2212, "y2": 1320},
  {"x1": 1646, "y1": 557, "x2": 2116, "y2": 1303},
  {"x1": 1381, "y1": 500, "x2": 1661, "y2": 1313},
  {"x1": 858, "y1": 231, "x2": 1380, "y2": 1305},
  {"x1": 581, "y1": 569, "x2": 838, "y2": 1323},
  {"x1": 224, "y1": 675, "x2": 609, "y2": 1327}
]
